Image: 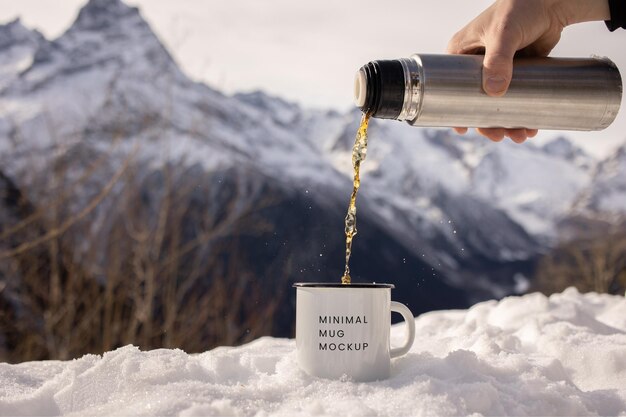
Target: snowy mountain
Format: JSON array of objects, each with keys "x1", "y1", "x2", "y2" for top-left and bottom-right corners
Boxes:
[
  {"x1": 0, "y1": 0, "x2": 624, "y2": 346},
  {"x1": 585, "y1": 144, "x2": 626, "y2": 214}
]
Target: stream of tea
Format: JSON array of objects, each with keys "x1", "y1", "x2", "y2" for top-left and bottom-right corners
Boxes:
[{"x1": 341, "y1": 112, "x2": 371, "y2": 284}]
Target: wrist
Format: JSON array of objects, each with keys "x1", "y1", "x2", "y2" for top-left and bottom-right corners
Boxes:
[{"x1": 552, "y1": 0, "x2": 611, "y2": 25}]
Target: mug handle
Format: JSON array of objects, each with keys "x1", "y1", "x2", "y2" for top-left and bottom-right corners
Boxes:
[{"x1": 390, "y1": 301, "x2": 416, "y2": 358}]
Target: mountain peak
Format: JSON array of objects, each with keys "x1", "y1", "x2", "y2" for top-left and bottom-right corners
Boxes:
[
  {"x1": 0, "y1": 18, "x2": 44, "y2": 50},
  {"x1": 48, "y1": 0, "x2": 179, "y2": 75},
  {"x1": 234, "y1": 90, "x2": 301, "y2": 126},
  {"x1": 541, "y1": 137, "x2": 593, "y2": 168},
  {"x1": 73, "y1": 0, "x2": 140, "y2": 32},
  {"x1": 542, "y1": 137, "x2": 586, "y2": 157}
]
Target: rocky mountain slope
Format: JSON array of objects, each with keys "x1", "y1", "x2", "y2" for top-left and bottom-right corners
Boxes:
[{"x1": 0, "y1": 0, "x2": 624, "y2": 348}]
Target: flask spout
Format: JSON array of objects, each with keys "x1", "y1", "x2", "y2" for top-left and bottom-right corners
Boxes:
[
  {"x1": 353, "y1": 59, "x2": 421, "y2": 121},
  {"x1": 353, "y1": 60, "x2": 405, "y2": 119},
  {"x1": 354, "y1": 69, "x2": 368, "y2": 108}
]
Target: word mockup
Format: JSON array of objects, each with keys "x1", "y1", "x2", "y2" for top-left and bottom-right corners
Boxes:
[{"x1": 318, "y1": 315, "x2": 369, "y2": 352}]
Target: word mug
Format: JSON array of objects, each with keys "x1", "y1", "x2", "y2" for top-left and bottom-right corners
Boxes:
[{"x1": 294, "y1": 283, "x2": 415, "y2": 382}]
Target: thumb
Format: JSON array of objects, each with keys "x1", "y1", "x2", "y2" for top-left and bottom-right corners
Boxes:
[{"x1": 482, "y1": 39, "x2": 517, "y2": 97}]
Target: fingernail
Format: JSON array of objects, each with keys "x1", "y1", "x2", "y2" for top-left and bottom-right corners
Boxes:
[{"x1": 485, "y1": 76, "x2": 507, "y2": 95}]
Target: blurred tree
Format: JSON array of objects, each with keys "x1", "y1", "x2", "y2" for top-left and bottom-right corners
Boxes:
[
  {"x1": 0, "y1": 154, "x2": 283, "y2": 362},
  {"x1": 533, "y1": 220, "x2": 626, "y2": 295}
]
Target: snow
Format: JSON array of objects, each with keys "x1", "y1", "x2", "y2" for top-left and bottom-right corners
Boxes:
[
  {"x1": 470, "y1": 143, "x2": 592, "y2": 236},
  {"x1": 1, "y1": 288, "x2": 625, "y2": 416}
]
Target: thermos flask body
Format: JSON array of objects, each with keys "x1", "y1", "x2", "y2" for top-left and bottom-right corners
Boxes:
[{"x1": 354, "y1": 54, "x2": 622, "y2": 131}]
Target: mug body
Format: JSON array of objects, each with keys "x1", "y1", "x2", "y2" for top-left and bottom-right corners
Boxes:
[{"x1": 294, "y1": 283, "x2": 393, "y2": 382}]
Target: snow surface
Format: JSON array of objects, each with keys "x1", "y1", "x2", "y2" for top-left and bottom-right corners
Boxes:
[{"x1": 1, "y1": 288, "x2": 625, "y2": 416}]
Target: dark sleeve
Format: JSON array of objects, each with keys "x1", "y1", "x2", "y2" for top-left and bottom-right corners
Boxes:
[{"x1": 605, "y1": 0, "x2": 626, "y2": 31}]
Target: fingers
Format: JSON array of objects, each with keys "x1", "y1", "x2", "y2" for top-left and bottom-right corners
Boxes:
[
  {"x1": 447, "y1": 29, "x2": 483, "y2": 55},
  {"x1": 447, "y1": 1, "x2": 525, "y2": 98},
  {"x1": 481, "y1": 24, "x2": 521, "y2": 97},
  {"x1": 526, "y1": 129, "x2": 538, "y2": 138},
  {"x1": 450, "y1": 24, "x2": 521, "y2": 97},
  {"x1": 477, "y1": 127, "x2": 506, "y2": 142},
  {"x1": 506, "y1": 128, "x2": 530, "y2": 143},
  {"x1": 453, "y1": 127, "x2": 537, "y2": 142},
  {"x1": 475, "y1": 127, "x2": 537, "y2": 143}
]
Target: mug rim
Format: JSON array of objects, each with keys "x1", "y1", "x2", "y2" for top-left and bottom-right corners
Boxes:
[{"x1": 293, "y1": 282, "x2": 394, "y2": 289}]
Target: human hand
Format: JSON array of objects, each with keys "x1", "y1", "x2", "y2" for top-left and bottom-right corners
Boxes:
[{"x1": 447, "y1": 0, "x2": 611, "y2": 143}]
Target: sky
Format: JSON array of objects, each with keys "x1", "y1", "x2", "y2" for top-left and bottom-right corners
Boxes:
[{"x1": 1, "y1": 0, "x2": 625, "y2": 156}]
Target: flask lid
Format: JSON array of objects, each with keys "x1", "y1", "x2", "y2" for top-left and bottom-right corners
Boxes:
[{"x1": 354, "y1": 60, "x2": 405, "y2": 119}]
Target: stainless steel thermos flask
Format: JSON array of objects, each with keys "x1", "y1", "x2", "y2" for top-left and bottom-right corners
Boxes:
[{"x1": 354, "y1": 54, "x2": 622, "y2": 131}]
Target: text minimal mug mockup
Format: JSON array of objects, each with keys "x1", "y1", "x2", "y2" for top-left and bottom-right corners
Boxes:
[{"x1": 294, "y1": 283, "x2": 415, "y2": 382}]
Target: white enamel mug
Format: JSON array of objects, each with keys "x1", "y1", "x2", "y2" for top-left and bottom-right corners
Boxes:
[{"x1": 294, "y1": 283, "x2": 415, "y2": 382}]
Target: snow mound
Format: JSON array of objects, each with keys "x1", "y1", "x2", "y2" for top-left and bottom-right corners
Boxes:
[{"x1": 1, "y1": 288, "x2": 625, "y2": 416}]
